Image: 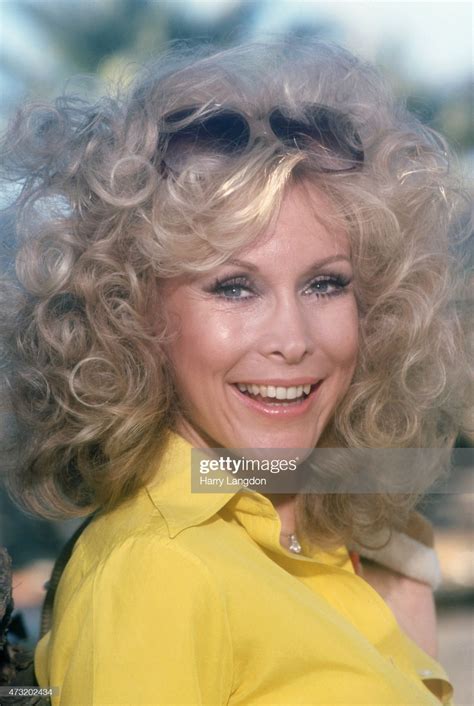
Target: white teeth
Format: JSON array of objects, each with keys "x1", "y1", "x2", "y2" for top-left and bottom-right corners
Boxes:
[{"x1": 236, "y1": 383, "x2": 314, "y2": 400}]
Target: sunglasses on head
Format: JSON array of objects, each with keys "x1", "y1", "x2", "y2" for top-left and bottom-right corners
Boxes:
[{"x1": 160, "y1": 103, "x2": 364, "y2": 173}]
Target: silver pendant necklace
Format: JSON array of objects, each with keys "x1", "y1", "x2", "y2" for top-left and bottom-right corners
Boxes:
[{"x1": 281, "y1": 532, "x2": 302, "y2": 554}]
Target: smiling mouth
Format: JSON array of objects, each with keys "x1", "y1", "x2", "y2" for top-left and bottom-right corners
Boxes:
[{"x1": 233, "y1": 383, "x2": 319, "y2": 406}]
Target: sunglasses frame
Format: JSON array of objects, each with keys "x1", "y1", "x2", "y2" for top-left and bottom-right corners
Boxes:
[{"x1": 160, "y1": 103, "x2": 364, "y2": 173}]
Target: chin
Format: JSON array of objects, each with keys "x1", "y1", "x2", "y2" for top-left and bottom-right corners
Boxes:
[{"x1": 233, "y1": 429, "x2": 321, "y2": 451}]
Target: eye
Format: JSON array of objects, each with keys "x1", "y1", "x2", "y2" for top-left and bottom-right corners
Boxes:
[
  {"x1": 304, "y1": 274, "x2": 351, "y2": 297},
  {"x1": 208, "y1": 276, "x2": 255, "y2": 300}
]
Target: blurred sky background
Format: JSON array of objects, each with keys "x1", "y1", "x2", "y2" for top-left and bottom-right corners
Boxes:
[{"x1": 0, "y1": 0, "x2": 473, "y2": 170}]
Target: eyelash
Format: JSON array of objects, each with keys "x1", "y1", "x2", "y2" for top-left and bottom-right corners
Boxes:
[{"x1": 207, "y1": 273, "x2": 351, "y2": 301}]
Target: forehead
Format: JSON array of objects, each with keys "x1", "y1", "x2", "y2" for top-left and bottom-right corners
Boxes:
[{"x1": 236, "y1": 182, "x2": 350, "y2": 265}]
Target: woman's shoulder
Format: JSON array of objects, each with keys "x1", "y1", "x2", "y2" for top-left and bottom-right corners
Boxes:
[
  {"x1": 59, "y1": 486, "x2": 224, "y2": 597},
  {"x1": 37, "y1": 495, "x2": 234, "y2": 705},
  {"x1": 76, "y1": 489, "x2": 167, "y2": 566}
]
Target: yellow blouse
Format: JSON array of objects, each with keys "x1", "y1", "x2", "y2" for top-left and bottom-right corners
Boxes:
[{"x1": 35, "y1": 431, "x2": 454, "y2": 706}]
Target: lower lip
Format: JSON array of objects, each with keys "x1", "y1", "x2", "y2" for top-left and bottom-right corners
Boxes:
[{"x1": 230, "y1": 382, "x2": 322, "y2": 418}]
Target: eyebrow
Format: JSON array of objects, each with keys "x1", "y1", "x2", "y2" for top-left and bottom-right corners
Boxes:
[{"x1": 226, "y1": 255, "x2": 351, "y2": 275}]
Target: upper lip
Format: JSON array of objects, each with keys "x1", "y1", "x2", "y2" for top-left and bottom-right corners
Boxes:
[{"x1": 232, "y1": 378, "x2": 320, "y2": 386}]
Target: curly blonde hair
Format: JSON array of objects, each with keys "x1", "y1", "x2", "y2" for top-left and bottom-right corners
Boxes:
[{"x1": 1, "y1": 40, "x2": 471, "y2": 546}]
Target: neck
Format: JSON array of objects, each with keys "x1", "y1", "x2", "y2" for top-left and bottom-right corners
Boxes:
[
  {"x1": 171, "y1": 423, "x2": 299, "y2": 536},
  {"x1": 263, "y1": 493, "x2": 297, "y2": 536}
]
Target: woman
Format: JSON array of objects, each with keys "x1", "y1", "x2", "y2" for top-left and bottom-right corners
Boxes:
[{"x1": 1, "y1": 40, "x2": 470, "y2": 705}]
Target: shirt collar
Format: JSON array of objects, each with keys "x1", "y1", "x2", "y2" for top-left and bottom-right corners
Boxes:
[
  {"x1": 146, "y1": 429, "x2": 232, "y2": 535},
  {"x1": 146, "y1": 429, "x2": 353, "y2": 570}
]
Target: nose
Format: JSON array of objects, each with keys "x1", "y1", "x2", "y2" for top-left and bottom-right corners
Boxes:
[{"x1": 259, "y1": 295, "x2": 314, "y2": 364}]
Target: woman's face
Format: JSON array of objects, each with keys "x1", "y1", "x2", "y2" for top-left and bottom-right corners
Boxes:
[{"x1": 160, "y1": 183, "x2": 359, "y2": 450}]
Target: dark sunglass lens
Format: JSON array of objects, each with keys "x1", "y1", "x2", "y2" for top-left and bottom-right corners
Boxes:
[
  {"x1": 269, "y1": 109, "x2": 300, "y2": 144},
  {"x1": 194, "y1": 112, "x2": 250, "y2": 153},
  {"x1": 270, "y1": 107, "x2": 364, "y2": 170},
  {"x1": 307, "y1": 106, "x2": 364, "y2": 164},
  {"x1": 164, "y1": 110, "x2": 250, "y2": 158}
]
